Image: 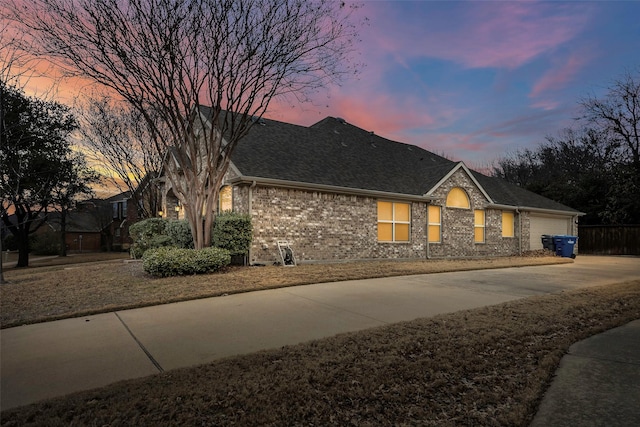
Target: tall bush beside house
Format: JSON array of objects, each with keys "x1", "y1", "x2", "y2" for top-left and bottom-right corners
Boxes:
[
  {"x1": 212, "y1": 213, "x2": 253, "y2": 256},
  {"x1": 129, "y1": 218, "x2": 171, "y2": 258},
  {"x1": 166, "y1": 219, "x2": 194, "y2": 249}
]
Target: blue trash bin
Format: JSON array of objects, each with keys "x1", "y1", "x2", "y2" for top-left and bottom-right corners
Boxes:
[{"x1": 553, "y1": 235, "x2": 578, "y2": 258}]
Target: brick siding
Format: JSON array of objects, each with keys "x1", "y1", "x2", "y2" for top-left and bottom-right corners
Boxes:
[{"x1": 220, "y1": 168, "x2": 531, "y2": 263}]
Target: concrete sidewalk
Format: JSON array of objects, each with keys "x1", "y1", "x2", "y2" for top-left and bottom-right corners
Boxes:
[
  {"x1": 1, "y1": 255, "x2": 639, "y2": 414},
  {"x1": 531, "y1": 319, "x2": 640, "y2": 427}
]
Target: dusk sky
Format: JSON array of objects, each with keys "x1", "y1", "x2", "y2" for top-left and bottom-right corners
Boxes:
[
  {"x1": 12, "y1": 1, "x2": 640, "y2": 171},
  {"x1": 265, "y1": 0, "x2": 640, "y2": 169}
]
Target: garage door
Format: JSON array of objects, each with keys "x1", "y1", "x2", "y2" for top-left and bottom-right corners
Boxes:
[{"x1": 529, "y1": 215, "x2": 572, "y2": 250}]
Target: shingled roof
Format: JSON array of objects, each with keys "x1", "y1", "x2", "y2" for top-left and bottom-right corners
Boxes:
[{"x1": 225, "y1": 114, "x2": 580, "y2": 214}]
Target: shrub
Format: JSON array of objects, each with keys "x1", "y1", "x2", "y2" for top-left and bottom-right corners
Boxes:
[
  {"x1": 31, "y1": 230, "x2": 61, "y2": 255},
  {"x1": 142, "y1": 246, "x2": 231, "y2": 277},
  {"x1": 3, "y1": 234, "x2": 18, "y2": 251},
  {"x1": 129, "y1": 218, "x2": 169, "y2": 258},
  {"x1": 212, "y1": 212, "x2": 252, "y2": 256},
  {"x1": 165, "y1": 219, "x2": 194, "y2": 249}
]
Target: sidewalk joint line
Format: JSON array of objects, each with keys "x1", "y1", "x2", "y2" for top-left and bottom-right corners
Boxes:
[{"x1": 114, "y1": 312, "x2": 164, "y2": 373}]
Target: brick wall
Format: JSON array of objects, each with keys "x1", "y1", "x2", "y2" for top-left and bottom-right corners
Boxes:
[
  {"x1": 224, "y1": 168, "x2": 528, "y2": 263},
  {"x1": 427, "y1": 169, "x2": 521, "y2": 257},
  {"x1": 235, "y1": 185, "x2": 428, "y2": 264}
]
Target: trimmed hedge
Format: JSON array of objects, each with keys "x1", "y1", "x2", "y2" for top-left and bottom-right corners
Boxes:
[
  {"x1": 165, "y1": 219, "x2": 194, "y2": 249},
  {"x1": 129, "y1": 218, "x2": 169, "y2": 258},
  {"x1": 212, "y1": 212, "x2": 253, "y2": 256},
  {"x1": 142, "y1": 246, "x2": 231, "y2": 277},
  {"x1": 130, "y1": 218, "x2": 194, "y2": 258}
]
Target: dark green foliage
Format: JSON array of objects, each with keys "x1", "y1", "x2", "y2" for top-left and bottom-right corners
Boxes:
[
  {"x1": 212, "y1": 212, "x2": 252, "y2": 256},
  {"x1": 30, "y1": 230, "x2": 61, "y2": 255},
  {"x1": 165, "y1": 220, "x2": 194, "y2": 249},
  {"x1": 142, "y1": 246, "x2": 230, "y2": 277},
  {"x1": 1, "y1": 82, "x2": 85, "y2": 266},
  {"x1": 130, "y1": 218, "x2": 194, "y2": 258},
  {"x1": 493, "y1": 70, "x2": 640, "y2": 225},
  {"x1": 129, "y1": 218, "x2": 169, "y2": 258}
]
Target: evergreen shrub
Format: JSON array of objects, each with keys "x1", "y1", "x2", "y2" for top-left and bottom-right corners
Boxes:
[
  {"x1": 142, "y1": 246, "x2": 231, "y2": 277},
  {"x1": 212, "y1": 212, "x2": 252, "y2": 256},
  {"x1": 129, "y1": 218, "x2": 169, "y2": 258},
  {"x1": 166, "y1": 219, "x2": 194, "y2": 249}
]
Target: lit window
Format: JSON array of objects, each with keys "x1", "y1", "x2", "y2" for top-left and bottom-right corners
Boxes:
[
  {"x1": 219, "y1": 186, "x2": 233, "y2": 212},
  {"x1": 474, "y1": 210, "x2": 485, "y2": 243},
  {"x1": 428, "y1": 205, "x2": 441, "y2": 243},
  {"x1": 446, "y1": 187, "x2": 470, "y2": 209},
  {"x1": 377, "y1": 201, "x2": 411, "y2": 242},
  {"x1": 502, "y1": 211, "x2": 515, "y2": 237}
]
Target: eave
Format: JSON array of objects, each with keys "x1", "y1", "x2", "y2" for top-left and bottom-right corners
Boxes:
[{"x1": 229, "y1": 176, "x2": 436, "y2": 203}]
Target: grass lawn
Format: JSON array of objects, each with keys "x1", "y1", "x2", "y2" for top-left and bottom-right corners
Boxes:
[{"x1": 1, "y1": 253, "x2": 638, "y2": 425}]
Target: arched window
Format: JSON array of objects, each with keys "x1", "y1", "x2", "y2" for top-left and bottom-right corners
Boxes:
[{"x1": 446, "y1": 187, "x2": 470, "y2": 209}]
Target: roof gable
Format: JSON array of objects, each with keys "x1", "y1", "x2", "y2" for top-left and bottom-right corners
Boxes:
[{"x1": 425, "y1": 162, "x2": 494, "y2": 203}]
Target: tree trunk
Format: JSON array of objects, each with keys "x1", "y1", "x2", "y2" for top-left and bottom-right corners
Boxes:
[
  {"x1": 16, "y1": 231, "x2": 29, "y2": 267},
  {"x1": 59, "y1": 209, "x2": 67, "y2": 257}
]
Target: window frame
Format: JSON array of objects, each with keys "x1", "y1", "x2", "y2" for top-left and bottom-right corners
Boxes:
[
  {"x1": 446, "y1": 187, "x2": 470, "y2": 209},
  {"x1": 428, "y1": 205, "x2": 442, "y2": 243},
  {"x1": 218, "y1": 185, "x2": 233, "y2": 213},
  {"x1": 377, "y1": 201, "x2": 411, "y2": 243},
  {"x1": 474, "y1": 209, "x2": 485, "y2": 243}
]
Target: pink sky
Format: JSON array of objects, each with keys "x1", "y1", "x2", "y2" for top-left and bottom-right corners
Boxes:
[{"x1": 6, "y1": 0, "x2": 640, "y2": 170}]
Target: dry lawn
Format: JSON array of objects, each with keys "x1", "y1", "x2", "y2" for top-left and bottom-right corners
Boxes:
[
  {"x1": 1, "y1": 253, "x2": 571, "y2": 328},
  {"x1": 2, "y1": 279, "x2": 639, "y2": 426}
]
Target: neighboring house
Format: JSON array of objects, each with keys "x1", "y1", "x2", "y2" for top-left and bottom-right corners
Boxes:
[
  {"x1": 45, "y1": 209, "x2": 105, "y2": 252},
  {"x1": 105, "y1": 191, "x2": 133, "y2": 251},
  {"x1": 158, "y1": 109, "x2": 583, "y2": 264}
]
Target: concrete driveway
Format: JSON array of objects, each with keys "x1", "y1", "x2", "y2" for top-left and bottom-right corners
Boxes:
[{"x1": 1, "y1": 255, "x2": 638, "y2": 411}]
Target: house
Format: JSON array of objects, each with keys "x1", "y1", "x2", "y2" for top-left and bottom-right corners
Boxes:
[
  {"x1": 42, "y1": 208, "x2": 106, "y2": 252},
  {"x1": 105, "y1": 191, "x2": 134, "y2": 251},
  {"x1": 159, "y1": 109, "x2": 583, "y2": 264},
  {"x1": 106, "y1": 174, "x2": 160, "y2": 251}
]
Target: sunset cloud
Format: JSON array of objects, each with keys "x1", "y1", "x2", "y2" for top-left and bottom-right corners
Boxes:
[
  {"x1": 4, "y1": 0, "x2": 637, "y2": 183},
  {"x1": 529, "y1": 50, "x2": 594, "y2": 109},
  {"x1": 357, "y1": 1, "x2": 593, "y2": 71}
]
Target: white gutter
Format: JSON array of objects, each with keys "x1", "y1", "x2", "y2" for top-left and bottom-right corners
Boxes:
[
  {"x1": 487, "y1": 203, "x2": 585, "y2": 217},
  {"x1": 248, "y1": 180, "x2": 257, "y2": 265},
  {"x1": 516, "y1": 208, "x2": 522, "y2": 255}
]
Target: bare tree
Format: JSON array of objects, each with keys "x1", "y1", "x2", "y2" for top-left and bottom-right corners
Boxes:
[
  {"x1": 77, "y1": 96, "x2": 163, "y2": 218},
  {"x1": 10, "y1": 0, "x2": 361, "y2": 249},
  {"x1": 580, "y1": 70, "x2": 640, "y2": 167}
]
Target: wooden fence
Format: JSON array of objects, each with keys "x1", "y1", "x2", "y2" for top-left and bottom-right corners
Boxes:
[{"x1": 578, "y1": 225, "x2": 640, "y2": 255}]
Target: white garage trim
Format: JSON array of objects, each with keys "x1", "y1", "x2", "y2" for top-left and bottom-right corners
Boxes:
[{"x1": 529, "y1": 214, "x2": 572, "y2": 250}]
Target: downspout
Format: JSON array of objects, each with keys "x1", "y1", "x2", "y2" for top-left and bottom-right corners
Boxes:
[
  {"x1": 426, "y1": 203, "x2": 431, "y2": 259},
  {"x1": 573, "y1": 215, "x2": 579, "y2": 254},
  {"x1": 516, "y1": 208, "x2": 522, "y2": 256},
  {"x1": 248, "y1": 181, "x2": 257, "y2": 265}
]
